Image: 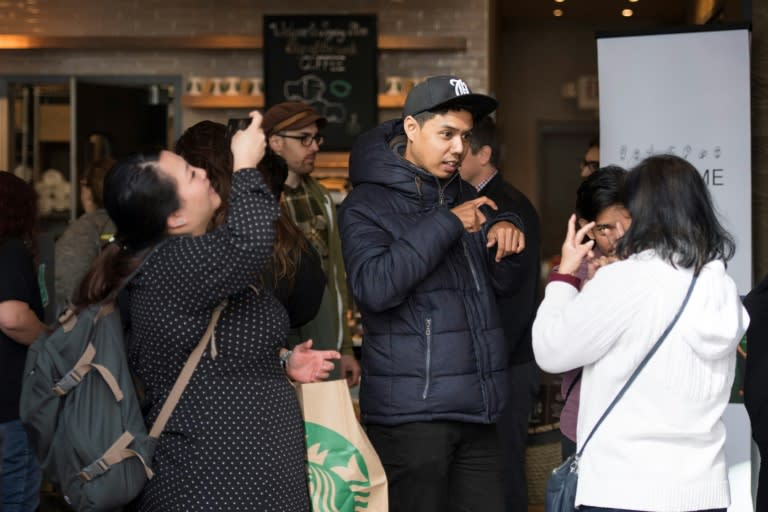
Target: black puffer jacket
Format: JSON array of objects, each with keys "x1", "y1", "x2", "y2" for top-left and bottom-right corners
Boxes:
[{"x1": 339, "y1": 119, "x2": 526, "y2": 426}]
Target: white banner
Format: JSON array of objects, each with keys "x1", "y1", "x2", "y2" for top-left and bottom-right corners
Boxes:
[{"x1": 598, "y1": 27, "x2": 752, "y2": 294}]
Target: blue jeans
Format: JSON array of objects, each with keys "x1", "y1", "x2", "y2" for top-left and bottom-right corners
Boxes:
[{"x1": 0, "y1": 420, "x2": 41, "y2": 512}]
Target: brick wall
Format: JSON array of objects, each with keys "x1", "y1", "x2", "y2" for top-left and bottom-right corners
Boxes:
[{"x1": 0, "y1": 0, "x2": 491, "y2": 130}]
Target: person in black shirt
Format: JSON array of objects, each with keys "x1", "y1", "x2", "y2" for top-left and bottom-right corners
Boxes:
[{"x1": 0, "y1": 171, "x2": 46, "y2": 512}]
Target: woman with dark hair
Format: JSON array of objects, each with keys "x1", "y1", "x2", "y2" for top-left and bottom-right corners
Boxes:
[
  {"x1": 174, "y1": 120, "x2": 326, "y2": 328},
  {"x1": 76, "y1": 112, "x2": 339, "y2": 512},
  {"x1": 54, "y1": 158, "x2": 117, "y2": 310},
  {"x1": 0, "y1": 171, "x2": 45, "y2": 512},
  {"x1": 533, "y1": 154, "x2": 749, "y2": 512}
]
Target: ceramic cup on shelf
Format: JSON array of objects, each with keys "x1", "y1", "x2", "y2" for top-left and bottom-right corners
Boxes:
[
  {"x1": 186, "y1": 76, "x2": 205, "y2": 96},
  {"x1": 384, "y1": 76, "x2": 407, "y2": 96},
  {"x1": 210, "y1": 77, "x2": 224, "y2": 96},
  {"x1": 247, "y1": 77, "x2": 264, "y2": 96},
  {"x1": 223, "y1": 76, "x2": 241, "y2": 96}
]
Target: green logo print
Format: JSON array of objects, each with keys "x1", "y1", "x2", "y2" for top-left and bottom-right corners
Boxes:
[{"x1": 306, "y1": 422, "x2": 372, "y2": 511}]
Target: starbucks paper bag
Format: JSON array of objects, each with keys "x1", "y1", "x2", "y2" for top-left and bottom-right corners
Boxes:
[{"x1": 296, "y1": 380, "x2": 389, "y2": 512}]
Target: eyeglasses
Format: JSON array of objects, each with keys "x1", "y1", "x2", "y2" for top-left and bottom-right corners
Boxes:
[{"x1": 277, "y1": 133, "x2": 324, "y2": 147}]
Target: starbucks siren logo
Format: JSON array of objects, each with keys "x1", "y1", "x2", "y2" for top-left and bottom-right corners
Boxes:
[{"x1": 306, "y1": 422, "x2": 372, "y2": 511}]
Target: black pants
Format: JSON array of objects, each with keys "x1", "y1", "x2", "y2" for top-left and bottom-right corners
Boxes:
[
  {"x1": 366, "y1": 421, "x2": 505, "y2": 512},
  {"x1": 496, "y1": 361, "x2": 539, "y2": 512}
]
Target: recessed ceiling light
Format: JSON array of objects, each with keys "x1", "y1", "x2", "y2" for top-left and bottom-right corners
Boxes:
[
  {"x1": 622, "y1": 8, "x2": 634, "y2": 17},
  {"x1": 628, "y1": 0, "x2": 639, "y2": 2},
  {"x1": 554, "y1": 0, "x2": 565, "y2": 3},
  {"x1": 553, "y1": 8, "x2": 564, "y2": 17}
]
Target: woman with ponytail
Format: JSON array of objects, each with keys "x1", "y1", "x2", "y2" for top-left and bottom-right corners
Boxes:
[{"x1": 77, "y1": 112, "x2": 338, "y2": 512}]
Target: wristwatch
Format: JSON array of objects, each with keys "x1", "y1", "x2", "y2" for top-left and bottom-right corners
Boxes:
[{"x1": 280, "y1": 349, "x2": 293, "y2": 369}]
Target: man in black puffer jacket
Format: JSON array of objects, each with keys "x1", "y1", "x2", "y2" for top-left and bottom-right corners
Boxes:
[{"x1": 339, "y1": 75, "x2": 528, "y2": 512}]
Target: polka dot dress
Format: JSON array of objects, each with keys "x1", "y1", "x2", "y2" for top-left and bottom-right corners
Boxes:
[{"x1": 126, "y1": 169, "x2": 310, "y2": 511}]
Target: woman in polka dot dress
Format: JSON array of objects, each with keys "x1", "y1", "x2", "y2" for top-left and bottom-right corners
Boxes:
[{"x1": 76, "y1": 112, "x2": 339, "y2": 511}]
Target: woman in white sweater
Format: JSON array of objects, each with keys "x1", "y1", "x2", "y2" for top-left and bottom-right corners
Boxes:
[{"x1": 533, "y1": 154, "x2": 749, "y2": 512}]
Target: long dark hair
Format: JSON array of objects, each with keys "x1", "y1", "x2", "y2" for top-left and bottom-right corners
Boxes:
[
  {"x1": 615, "y1": 154, "x2": 735, "y2": 273},
  {"x1": 75, "y1": 153, "x2": 178, "y2": 306},
  {"x1": 0, "y1": 171, "x2": 39, "y2": 261}
]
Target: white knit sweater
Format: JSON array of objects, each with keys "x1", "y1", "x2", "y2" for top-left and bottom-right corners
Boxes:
[{"x1": 533, "y1": 251, "x2": 749, "y2": 511}]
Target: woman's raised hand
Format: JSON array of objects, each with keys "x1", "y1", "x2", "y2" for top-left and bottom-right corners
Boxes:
[{"x1": 231, "y1": 110, "x2": 266, "y2": 172}]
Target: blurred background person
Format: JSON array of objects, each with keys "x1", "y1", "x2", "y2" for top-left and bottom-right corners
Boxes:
[
  {"x1": 0, "y1": 171, "x2": 46, "y2": 512},
  {"x1": 744, "y1": 273, "x2": 768, "y2": 511},
  {"x1": 54, "y1": 158, "x2": 117, "y2": 311},
  {"x1": 579, "y1": 136, "x2": 600, "y2": 178},
  {"x1": 460, "y1": 116, "x2": 541, "y2": 512}
]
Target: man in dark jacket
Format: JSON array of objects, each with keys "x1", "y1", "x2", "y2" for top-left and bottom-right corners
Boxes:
[
  {"x1": 339, "y1": 75, "x2": 527, "y2": 512},
  {"x1": 461, "y1": 117, "x2": 541, "y2": 512}
]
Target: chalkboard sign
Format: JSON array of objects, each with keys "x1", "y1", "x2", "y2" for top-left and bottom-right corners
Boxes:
[{"x1": 263, "y1": 15, "x2": 378, "y2": 151}]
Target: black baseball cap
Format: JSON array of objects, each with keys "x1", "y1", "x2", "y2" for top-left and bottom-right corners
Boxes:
[{"x1": 402, "y1": 75, "x2": 498, "y2": 118}]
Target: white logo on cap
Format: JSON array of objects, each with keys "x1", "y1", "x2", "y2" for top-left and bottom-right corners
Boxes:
[{"x1": 449, "y1": 78, "x2": 470, "y2": 96}]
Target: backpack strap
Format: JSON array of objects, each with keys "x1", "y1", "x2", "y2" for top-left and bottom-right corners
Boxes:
[
  {"x1": 76, "y1": 300, "x2": 229, "y2": 482},
  {"x1": 52, "y1": 340, "x2": 123, "y2": 402},
  {"x1": 53, "y1": 243, "x2": 167, "y2": 398},
  {"x1": 148, "y1": 299, "x2": 229, "y2": 439},
  {"x1": 79, "y1": 431, "x2": 154, "y2": 482}
]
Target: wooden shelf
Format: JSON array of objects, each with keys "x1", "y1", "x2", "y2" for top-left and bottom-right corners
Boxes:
[
  {"x1": 0, "y1": 35, "x2": 466, "y2": 51},
  {"x1": 316, "y1": 152, "x2": 350, "y2": 170},
  {"x1": 181, "y1": 94, "x2": 264, "y2": 109},
  {"x1": 181, "y1": 94, "x2": 405, "y2": 110},
  {"x1": 378, "y1": 93, "x2": 406, "y2": 109},
  {"x1": 378, "y1": 35, "x2": 466, "y2": 50}
]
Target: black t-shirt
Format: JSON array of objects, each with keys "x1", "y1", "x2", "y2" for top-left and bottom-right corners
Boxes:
[{"x1": 0, "y1": 238, "x2": 44, "y2": 422}]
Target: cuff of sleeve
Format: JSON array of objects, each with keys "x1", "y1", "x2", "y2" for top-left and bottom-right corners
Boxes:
[
  {"x1": 548, "y1": 271, "x2": 581, "y2": 289},
  {"x1": 340, "y1": 333, "x2": 355, "y2": 356}
]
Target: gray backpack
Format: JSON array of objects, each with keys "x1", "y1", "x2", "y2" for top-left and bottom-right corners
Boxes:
[{"x1": 20, "y1": 248, "x2": 226, "y2": 511}]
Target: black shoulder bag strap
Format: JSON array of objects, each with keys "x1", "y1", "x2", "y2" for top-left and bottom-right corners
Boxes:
[{"x1": 575, "y1": 274, "x2": 698, "y2": 459}]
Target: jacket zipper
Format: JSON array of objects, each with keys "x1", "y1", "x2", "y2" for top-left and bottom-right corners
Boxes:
[
  {"x1": 462, "y1": 240, "x2": 481, "y2": 292},
  {"x1": 414, "y1": 176, "x2": 424, "y2": 208},
  {"x1": 422, "y1": 317, "x2": 432, "y2": 399}
]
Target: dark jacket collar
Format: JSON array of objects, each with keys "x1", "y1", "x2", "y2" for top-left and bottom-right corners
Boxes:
[{"x1": 348, "y1": 119, "x2": 472, "y2": 208}]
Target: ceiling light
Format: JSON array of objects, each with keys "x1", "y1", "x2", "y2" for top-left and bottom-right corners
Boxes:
[
  {"x1": 622, "y1": 8, "x2": 634, "y2": 17},
  {"x1": 553, "y1": 8, "x2": 564, "y2": 17},
  {"x1": 554, "y1": 0, "x2": 565, "y2": 3},
  {"x1": 628, "y1": 0, "x2": 639, "y2": 2}
]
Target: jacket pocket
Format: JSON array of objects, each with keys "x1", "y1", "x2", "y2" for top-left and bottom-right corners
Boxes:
[{"x1": 422, "y1": 317, "x2": 432, "y2": 400}]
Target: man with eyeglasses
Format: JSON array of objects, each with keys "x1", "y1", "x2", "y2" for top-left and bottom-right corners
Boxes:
[
  {"x1": 262, "y1": 101, "x2": 361, "y2": 387},
  {"x1": 580, "y1": 136, "x2": 600, "y2": 178}
]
